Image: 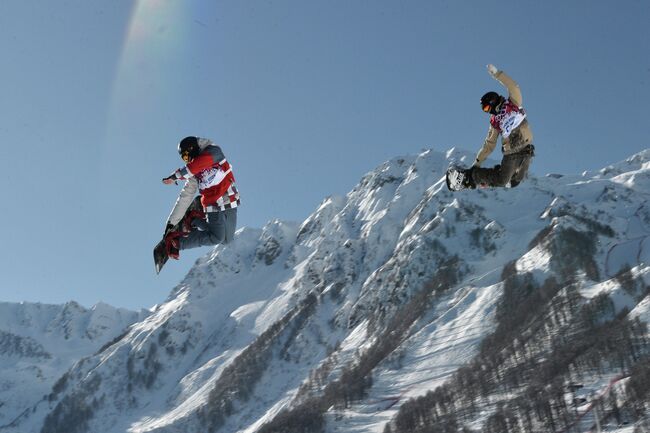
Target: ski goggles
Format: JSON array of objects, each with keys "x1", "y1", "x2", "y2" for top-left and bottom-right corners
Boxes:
[
  {"x1": 482, "y1": 103, "x2": 492, "y2": 113},
  {"x1": 181, "y1": 151, "x2": 191, "y2": 162}
]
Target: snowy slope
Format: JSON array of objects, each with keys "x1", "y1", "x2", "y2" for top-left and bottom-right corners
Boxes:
[
  {"x1": 0, "y1": 301, "x2": 146, "y2": 429},
  {"x1": 5, "y1": 148, "x2": 650, "y2": 433}
]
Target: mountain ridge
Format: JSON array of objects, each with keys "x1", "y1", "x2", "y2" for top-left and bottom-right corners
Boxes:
[
  {"x1": 0, "y1": 300, "x2": 147, "y2": 430},
  {"x1": 4, "y1": 147, "x2": 650, "y2": 433}
]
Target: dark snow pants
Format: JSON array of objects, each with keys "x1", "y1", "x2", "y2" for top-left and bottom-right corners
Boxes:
[
  {"x1": 471, "y1": 145, "x2": 535, "y2": 188},
  {"x1": 179, "y1": 208, "x2": 237, "y2": 250}
]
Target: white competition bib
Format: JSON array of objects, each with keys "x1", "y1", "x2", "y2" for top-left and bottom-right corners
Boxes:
[
  {"x1": 499, "y1": 110, "x2": 527, "y2": 138},
  {"x1": 198, "y1": 166, "x2": 230, "y2": 190}
]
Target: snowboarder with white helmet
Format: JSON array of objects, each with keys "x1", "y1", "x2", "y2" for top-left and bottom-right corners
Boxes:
[
  {"x1": 160, "y1": 136, "x2": 240, "y2": 263},
  {"x1": 465, "y1": 64, "x2": 535, "y2": 189}
]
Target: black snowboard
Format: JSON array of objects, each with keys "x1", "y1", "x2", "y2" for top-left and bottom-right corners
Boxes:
[
  {"x1": 154, "y1": 196, "x2": 205, "y2": 274},
  {"x1": 445, "y1": 166, "x2": 473, "y2": 191}
]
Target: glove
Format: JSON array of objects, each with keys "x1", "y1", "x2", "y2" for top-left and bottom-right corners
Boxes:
[
  {"x1": 162, "y1": 175, "x2": 177, "y2": 185},
  {"x1": 487, "y1": 64, "x2": 499, "y2": 77}
]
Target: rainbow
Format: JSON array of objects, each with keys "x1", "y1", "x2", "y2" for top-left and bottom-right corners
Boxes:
[
  {"x1": 120, "y1": 1, "x2": 190, "y2": 62},
  {"x1": 107, "y1": 1, "x2": 192, "y2": 129}
]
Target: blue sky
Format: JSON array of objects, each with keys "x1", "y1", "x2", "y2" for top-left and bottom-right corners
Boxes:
[{"x1": 1, "y1": 0, "x2": 648, "y2": 310}]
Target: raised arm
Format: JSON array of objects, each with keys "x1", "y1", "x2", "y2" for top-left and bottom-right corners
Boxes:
[{"x1": 488, "y1": 64, "x2": 523, "y2": 107}]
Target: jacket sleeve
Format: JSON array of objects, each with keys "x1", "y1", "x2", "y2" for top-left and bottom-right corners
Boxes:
[
  {"x1": 474, "y1": 126, "x2": 499, "y2": 167},
  {"x1": 167, "y1": 178, "x2": 199, "y2": 226},
  {"x1": 493, "y1": 70, "x2": 523, "y2": 107}
]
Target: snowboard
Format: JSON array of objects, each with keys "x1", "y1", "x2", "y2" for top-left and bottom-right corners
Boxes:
[
  {"x1": 154, "y1": 196, "x2": 205, "y2": 274},
  {"x1": 445, "y1": 166, "x2": 473, "y2": 191}
]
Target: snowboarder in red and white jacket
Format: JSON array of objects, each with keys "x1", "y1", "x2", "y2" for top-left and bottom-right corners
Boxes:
[{"x1": 162, "y1": 136, "x2": 240, "y2": 259}]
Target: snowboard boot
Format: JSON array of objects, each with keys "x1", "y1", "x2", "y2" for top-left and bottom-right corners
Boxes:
[
  {"x1": 164, "y1": 231, "x2": 183, "y2": 260},
  {"x1": 181, "y1": 209, "x2": 206, "y2": 233}
]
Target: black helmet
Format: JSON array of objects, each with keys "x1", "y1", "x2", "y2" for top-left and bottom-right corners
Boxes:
[
  {"x1": 178, "y1": 136, "x2": 201, "y2": 162},
  {"x1": 480, "y1": 91, "x2": 502, "y2": 114}
]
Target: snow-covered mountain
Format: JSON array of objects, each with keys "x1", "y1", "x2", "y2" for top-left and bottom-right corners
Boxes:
[
  {"x1": 4, "y1": 148, "x2": 650, "y2": 433},
  {"x1": 0, "y1": 301, "x2": 147, "y2": 430}
]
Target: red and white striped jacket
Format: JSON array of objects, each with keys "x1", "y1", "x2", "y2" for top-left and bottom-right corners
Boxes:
[{"x1": 167, "y1": 139, "x2": 240, "y2": 225}]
